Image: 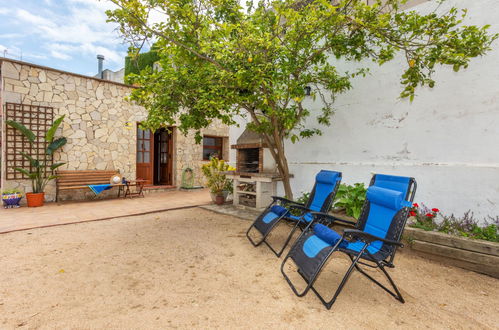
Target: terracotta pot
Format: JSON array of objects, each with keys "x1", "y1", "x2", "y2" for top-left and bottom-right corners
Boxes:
[
  {"x1": 215, "y1": 194, "x2": 225, "y2": 205},
  {"x1": 210, "y1": 190, "x2": 230, "y2": 202},
  {"x1": 26, "y1": 192, "x2": 45, "y2": 207}
]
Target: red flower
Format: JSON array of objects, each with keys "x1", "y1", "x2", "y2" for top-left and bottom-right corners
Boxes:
[
  {"x1": 425, "y1": 213, "x2": 435, "y2": 218},
  {"x1": 432, "y1": 208, "x2": 440, "y2": 213},
  {"x1": 409, "y1": 211, "x2": 416, "y2": 217},
  {"x1": 413, "y1": 203, "x2": 419, "y2": 208}
]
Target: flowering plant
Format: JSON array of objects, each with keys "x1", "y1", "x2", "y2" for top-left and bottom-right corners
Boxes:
[
  {"x1": 409, "y1": 203, "x2": 440, "y2": 231},
  {"x1": 408, "y1": 203, "x2": 498, "y2": 242},
  {"x1": 201, "y1": 157, "x2": 235, "y2": 195}
]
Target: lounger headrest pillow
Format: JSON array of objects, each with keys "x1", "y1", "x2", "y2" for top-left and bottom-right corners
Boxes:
[
  {"x1": 313, "y1": 223, "x2": 345, "y2": 246},
  {"x1": 315, "y1": 170, "x2": 340, "y2": 185},
  {"x1": 270, "y1": 205, "x2": 288, "y2": 217},
  {"x1": 366, "y1": 186, "x2": 412, "y2": 210}
]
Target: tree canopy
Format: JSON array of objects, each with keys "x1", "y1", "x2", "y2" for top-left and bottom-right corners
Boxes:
[{"x1": 107, "y1": 0, "x2": 496, "y2": 198}]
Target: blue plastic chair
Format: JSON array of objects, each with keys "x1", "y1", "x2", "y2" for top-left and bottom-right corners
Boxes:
[
  {"x1": 246, "y1": 170, "x2": 342, "y2": 257},
  {"x1": 281, "y1": 174, "x2": 416, "y2": 309}
]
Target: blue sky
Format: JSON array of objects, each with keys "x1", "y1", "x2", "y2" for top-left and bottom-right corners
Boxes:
[{"x1": 0, "y1": 0, "x2": 128, "y2": 76}]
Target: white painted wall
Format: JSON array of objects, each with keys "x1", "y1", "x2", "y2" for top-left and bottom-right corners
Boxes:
[{"x1": 230, "y1": 0, "x2": 499, "y2": 221}]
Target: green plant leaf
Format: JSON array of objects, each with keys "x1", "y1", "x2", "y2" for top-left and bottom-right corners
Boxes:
[
  {"x1": 50, "y1": 162, "x2": 66, "y2": 170},
  {"x1": 14, "y1": 168, "x2": 37, "y2": 179},
  {"x1": 46, "y1": 137, "x2": 67, "y2": 155},
  {"x1": 45, "y1": 115, "x2": 65, "y2": 143},
  {"x1": 6, "y1": 120, "x2": 35, "y2": 144},
  {"x1": 19, "y1": 152, "x2": 40, "y2": 168}
]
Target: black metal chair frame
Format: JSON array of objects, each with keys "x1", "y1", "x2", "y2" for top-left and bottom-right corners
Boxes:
[
  {"x1": 281, "y1": 177, "x2": 417, "y2": 310},
  {"x1": 246, "y1": 174, "x2": 341, "y2": 257}
]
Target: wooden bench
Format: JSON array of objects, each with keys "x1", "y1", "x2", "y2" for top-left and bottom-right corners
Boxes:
[{"x1": 56, "y1": 170, "x2": 123, "y2": 202}]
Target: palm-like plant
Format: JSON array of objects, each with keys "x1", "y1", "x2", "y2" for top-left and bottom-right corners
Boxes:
[{"x1": 6, "y1": 115, "x2": 67, "y2": 193}]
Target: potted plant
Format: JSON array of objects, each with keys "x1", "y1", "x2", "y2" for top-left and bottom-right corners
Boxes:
[
  {"x1": 201, "y1": 157, "x2": 235, "y2": 204},
  {"x1": 6, "y1": 115, "x2": 67, "y2": 207},
  {"x1": 1, "y1": 188, "x2": 23, "y2": 208}
]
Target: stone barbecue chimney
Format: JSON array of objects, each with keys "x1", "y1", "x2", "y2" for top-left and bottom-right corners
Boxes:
[{"x1": 97, "y1": 54, "x2": 105, "y2": 79}]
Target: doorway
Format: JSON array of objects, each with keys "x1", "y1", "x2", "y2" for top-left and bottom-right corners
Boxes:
[
  {"x1": 136, "y1": 125, "x2": 173, "y2": 185},
  {"x1": 154, "y1": 128, "x2": 173, "y2": 185}
]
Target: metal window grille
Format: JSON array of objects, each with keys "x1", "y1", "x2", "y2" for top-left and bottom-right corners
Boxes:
[{"x1": 5, "y1": 103, "x2": 54, "y2": 180}]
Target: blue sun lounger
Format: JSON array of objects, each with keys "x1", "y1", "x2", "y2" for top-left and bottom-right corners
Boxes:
[
  {"x1": 246, "y1": 170, "x2": 342, "y2": 257},
  {"x1": 281, "y1": 174, "x2": 416, "y2": 309}
]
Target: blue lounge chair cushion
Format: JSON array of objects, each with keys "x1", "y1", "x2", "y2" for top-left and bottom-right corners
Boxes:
[
  {"x1": 373, "y1": 174, "x2": 411, "y2": 196},
  {"x1": 303, "y1": 235, "x2": 331, "y2": 258},
  {"x1": 270, "y1": 205, "x2": 288, "y2": 216},
  {"x1": 313, "y1": 223, "x2": 345, "y2": 246},
  {"x1": 355, "y1": 185, "x2": 411, "y2": 252},
  {"x1": 288, "y1": 213, "x2": 314, "y2": 223},
  {"x1": 345, "y1": 240, "x2": 382, "y2": 255},
  {"x1": 308, "y1": 171, "x2": 341, "y2": 212},
  {"x1": 262, "y1": 205, "x2": 288, "y2": 224},
  {"x1": 302, "y1": 224, "x2": 348, "y2": 258},
  {"x1": 366, "y1": 186, "x2": 412, "y2": 210}
]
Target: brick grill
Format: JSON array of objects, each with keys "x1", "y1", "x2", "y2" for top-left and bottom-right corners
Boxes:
[{"x1": 228, "y1": 128, "x2": 281, "y2": 210}]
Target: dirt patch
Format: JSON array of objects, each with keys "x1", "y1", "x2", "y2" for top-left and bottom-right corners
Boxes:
[{"x1": 0, "y1": 208, "x2": 497, "y2": 329}]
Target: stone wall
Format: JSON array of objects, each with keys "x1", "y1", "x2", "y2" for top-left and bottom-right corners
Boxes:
[
  {"x1": 175, "y1": 121, "x2": 230, "y2": 189},
  {"x1": 0, "y1": 59, "x2": 229, "y2": 202}
]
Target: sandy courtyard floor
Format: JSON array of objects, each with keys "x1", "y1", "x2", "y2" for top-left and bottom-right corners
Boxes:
[{"x1": 0, "y1": 208, "x2": 497, "y2": 329}]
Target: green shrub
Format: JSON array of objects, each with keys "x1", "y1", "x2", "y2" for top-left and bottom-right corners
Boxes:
[
  {"x1": 293, "y1": 183, "x2": 367, "y2": 218},
  {"x1": 333, "y1": 183, "x2": 367, "y2": 219},
  {"x1": 295, "y1": 191, "x2": 310, "y2": 205}
]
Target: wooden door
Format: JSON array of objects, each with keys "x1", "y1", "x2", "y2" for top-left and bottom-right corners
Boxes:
[
  {"x1": 136, "y1": 126, "x2": 153, "y2": 185},
  {"x1": 154, "y1": 128, "x2": 173, "y2": 185}
]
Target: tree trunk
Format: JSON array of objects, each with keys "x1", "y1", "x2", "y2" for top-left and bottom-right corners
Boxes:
[
  {"x1": 270, "y1": 126, "x2": 293, "y2": 200},
  {"x1": 245, "y1": 108, "x2": 294, "y2": 200}
]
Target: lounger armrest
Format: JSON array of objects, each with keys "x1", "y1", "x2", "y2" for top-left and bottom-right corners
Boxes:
[
  {"x1": 287, "y1": 204, "x2": 312, "y2": 213},
  {"x1": 309, "y1": 212, "x2": 356, "y2": 226},
  {"x1": 343, "y1": 229, "x2": 404, "y2": 247},
  {"x1": 271, "y1": 196, "x2": 304, "y2": 206}
]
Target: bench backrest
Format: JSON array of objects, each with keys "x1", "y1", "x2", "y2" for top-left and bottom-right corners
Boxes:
[{"x1": 56, "y1": 170, "x2": 119, "y2": 187}]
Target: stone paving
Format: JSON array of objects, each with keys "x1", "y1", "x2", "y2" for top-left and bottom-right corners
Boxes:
[{"x1": 0, "y1": 189, "x2": 211, "y2": 234}]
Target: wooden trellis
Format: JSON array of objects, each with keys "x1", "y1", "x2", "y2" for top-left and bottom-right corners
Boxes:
[{"x1": 5, "y1": 103, "x2": 54, "y2": 180}]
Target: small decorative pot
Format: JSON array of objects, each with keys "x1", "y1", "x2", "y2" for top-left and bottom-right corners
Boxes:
[
  {"x1": 215, "y1": 194, "x2": 225, "y2": 205},
  {"x1": 26, "y1": 192, "x2": 45, "y2": 207},
  {"x1": 210, "y1": 190, "x2": 230, "y2": 202},
  {"x1": 2, "y1": 193, "x2": 23, "y2": 209}
]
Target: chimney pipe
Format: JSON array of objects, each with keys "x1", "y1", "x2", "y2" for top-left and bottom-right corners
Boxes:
[{"x1": 97, "y1": 54, "x2": 105, "y2": 79}]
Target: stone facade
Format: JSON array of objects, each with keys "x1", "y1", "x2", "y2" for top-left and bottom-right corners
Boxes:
[
  {"x1": 0, "y1": 59, "x2": 228, "y2": 202},
  {"x1": 174, "y1": 124, "x2": 229, "y2": 190}
]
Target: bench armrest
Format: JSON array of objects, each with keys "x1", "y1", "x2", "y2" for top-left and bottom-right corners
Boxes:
[{"x1": 343, "y1": 229, "x2": 403, "y2": 247}]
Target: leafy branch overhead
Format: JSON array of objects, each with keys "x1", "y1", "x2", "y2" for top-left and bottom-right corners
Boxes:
[{"x1": 107, "y1": 0, "x2": 496, "y2": 198}]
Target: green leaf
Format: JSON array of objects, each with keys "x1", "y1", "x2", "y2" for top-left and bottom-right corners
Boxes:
[
  {"x1": 50, "y1": 162, "x2": 66, "y2": 170},
  {"x1": 14, "y1": 168, "x2": 37, "y2": 179},
  {"x1": 6, "y1": 120, "x2": 35, "y2": 144},
  {"x1": 14, "y1": 167, "x2": 31, "y2": 176},
  {"x1": 46, "y1": 137, "x2": 67, "y2": 155},
  {"x1": 45, "y1": 115, "x2": 65, "y2": 143},
  {"x1": 20, "y1": 152, "x2": 40, "y2": 168}
]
